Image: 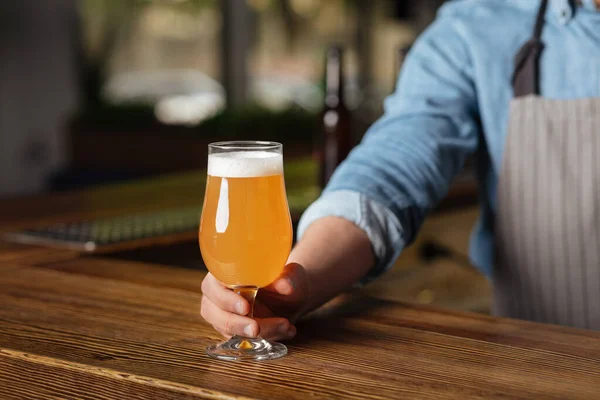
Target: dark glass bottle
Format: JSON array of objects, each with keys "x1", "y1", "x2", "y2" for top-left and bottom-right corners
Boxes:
[{"x1": 318, "y1": 45, "x2": 352, "y2": 188}]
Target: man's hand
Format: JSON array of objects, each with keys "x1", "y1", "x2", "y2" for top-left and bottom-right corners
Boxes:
[
  {"x1": 201, "y1": 216, "x2": 374, "y2": 341},
  {"x1": 200, "y1": 263, "x2": 310, "y2": 341}
]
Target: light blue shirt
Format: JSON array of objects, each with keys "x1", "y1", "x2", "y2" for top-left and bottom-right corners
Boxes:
[{"x1": 298, "y1": 0, "x2": 600, "y2": 280}]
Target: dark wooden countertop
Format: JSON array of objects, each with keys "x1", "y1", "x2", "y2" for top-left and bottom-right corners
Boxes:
[
  {"x1": 1, "y1": 173, "x2": 598, "y2": 399},
  {"x1": 2, "y1": 259, "x2": 600, "y2": 399}
]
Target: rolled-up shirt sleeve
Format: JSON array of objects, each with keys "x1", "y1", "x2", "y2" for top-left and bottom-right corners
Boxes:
[
  {"x1": 297, "y1": 3, "x2": 480, "y2": 281},
  {"x1": 297, "y1": 190, "x2": 404, "y2": 282}
]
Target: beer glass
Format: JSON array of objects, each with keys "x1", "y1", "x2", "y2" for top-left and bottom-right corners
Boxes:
[{"x1": 199, "y1": 141, "x2": 293, "y2": 361}]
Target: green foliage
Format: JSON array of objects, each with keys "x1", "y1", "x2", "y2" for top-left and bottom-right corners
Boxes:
[{"x1": 200, "y1": 106, "x2": 316, "y2": 142}]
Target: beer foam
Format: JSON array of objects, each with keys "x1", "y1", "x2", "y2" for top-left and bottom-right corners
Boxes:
[{"x1": 208, "y1": 151, "x2": 283, "y2": 178}]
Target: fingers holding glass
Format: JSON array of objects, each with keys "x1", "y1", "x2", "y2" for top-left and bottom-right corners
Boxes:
[
  {"x1": 201, "y1": 295, "x2": 258, "y2": 337},
  {"x1": 201, "y1": 273, "x2": 250, "y2": 316}
]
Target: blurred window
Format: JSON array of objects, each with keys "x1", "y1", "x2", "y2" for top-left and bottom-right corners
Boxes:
[
  {"x1": 77, "y1": 1, "x2": 444, "y2": 123},
  {"x1": 79, "y1": 0, "x2": 224, "y2": 125}
]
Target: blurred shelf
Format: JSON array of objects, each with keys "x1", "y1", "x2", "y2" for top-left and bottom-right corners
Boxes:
[
  {"x1": 68, "y1": 106, "x2": 316, "y2": 175},
  {"x1": 68, "y1": 129, "x2": 313, "y2": 175}
]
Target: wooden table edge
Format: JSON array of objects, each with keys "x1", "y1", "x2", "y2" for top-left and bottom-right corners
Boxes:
[{"x1": 0, "y1": 348, "x2": 255, "y2": 400}]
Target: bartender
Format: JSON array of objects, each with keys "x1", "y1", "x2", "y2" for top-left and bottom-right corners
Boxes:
[{"x1": 201, "y1": 0, "x2": 600, "y2": 340}]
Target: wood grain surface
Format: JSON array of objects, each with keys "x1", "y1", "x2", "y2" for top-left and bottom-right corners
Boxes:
[
  {"x1": 1, "y1": 260, "x2": 600, "y2": 400},
  {"x1": 0, "y1": 241, "x2": 79, "y2": 266},
  {"x1": 0, "y1": 165, "x2": 587, "y2": 399}
]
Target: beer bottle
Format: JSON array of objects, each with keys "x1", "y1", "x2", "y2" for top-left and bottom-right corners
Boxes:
[{"x1": 318, "y1": 45, "x2": 352, "y2": 188}]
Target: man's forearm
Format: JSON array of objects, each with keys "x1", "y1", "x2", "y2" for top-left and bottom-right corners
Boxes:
[{"x1": 288, "y1": 216, "x2": 374, "y2": 312}]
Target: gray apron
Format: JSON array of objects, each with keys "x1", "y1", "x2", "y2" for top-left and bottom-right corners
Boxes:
[{"x1": 494, "y1": 0, "x2": 600, "y2": 330}]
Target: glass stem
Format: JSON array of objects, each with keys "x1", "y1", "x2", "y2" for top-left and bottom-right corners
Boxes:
[
  {"x1": 234, "y1": 286, "x2": 258, "y2": 319},
  {"x1": 232, "y1": 286, "x2": 259, "y2": 349}
]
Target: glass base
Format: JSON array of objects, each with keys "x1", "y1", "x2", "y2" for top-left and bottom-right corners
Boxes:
[{"x1": 206, "y1": 336, "x2": 287, "y2": 361}]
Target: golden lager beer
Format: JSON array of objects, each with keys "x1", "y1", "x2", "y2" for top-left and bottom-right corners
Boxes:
[{"x1": 199, "y1": 149, "x2": 293, "y2": 288}]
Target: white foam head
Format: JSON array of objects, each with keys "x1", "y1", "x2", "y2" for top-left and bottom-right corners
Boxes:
[{"x1": 208, "y1": 151, "x2": 283, "y2": 178}]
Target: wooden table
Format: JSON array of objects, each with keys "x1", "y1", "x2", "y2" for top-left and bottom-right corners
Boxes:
[{"x1": 1, "y1": 175, "x2": 600, "y2": 399}]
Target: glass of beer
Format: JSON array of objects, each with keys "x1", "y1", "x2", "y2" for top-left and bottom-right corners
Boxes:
[{"x1": 199, "y1": 141, "x2": 293, "y2": 361}]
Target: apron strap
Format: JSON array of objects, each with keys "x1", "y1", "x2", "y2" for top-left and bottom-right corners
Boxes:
[{"x1": 512, "y1": 0, "x2": 549, "y2": 97}]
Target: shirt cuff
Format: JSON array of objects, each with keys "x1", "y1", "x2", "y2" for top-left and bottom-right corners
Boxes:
[{"x1": 297, "y1": 190, "x2": 405, "y2": 283}]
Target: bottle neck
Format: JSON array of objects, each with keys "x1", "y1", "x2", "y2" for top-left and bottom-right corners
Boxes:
[{"x1": 325, "y1": 48, "x2": 345, "y2": 108}]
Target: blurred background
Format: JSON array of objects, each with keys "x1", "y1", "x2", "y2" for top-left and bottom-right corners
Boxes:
[
  {"x1": 0, "y1": 0, "x2": 447, "y2": 197},
  {"x1": 0, "y1": 0, "x2": 489, "y2": 313}
]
